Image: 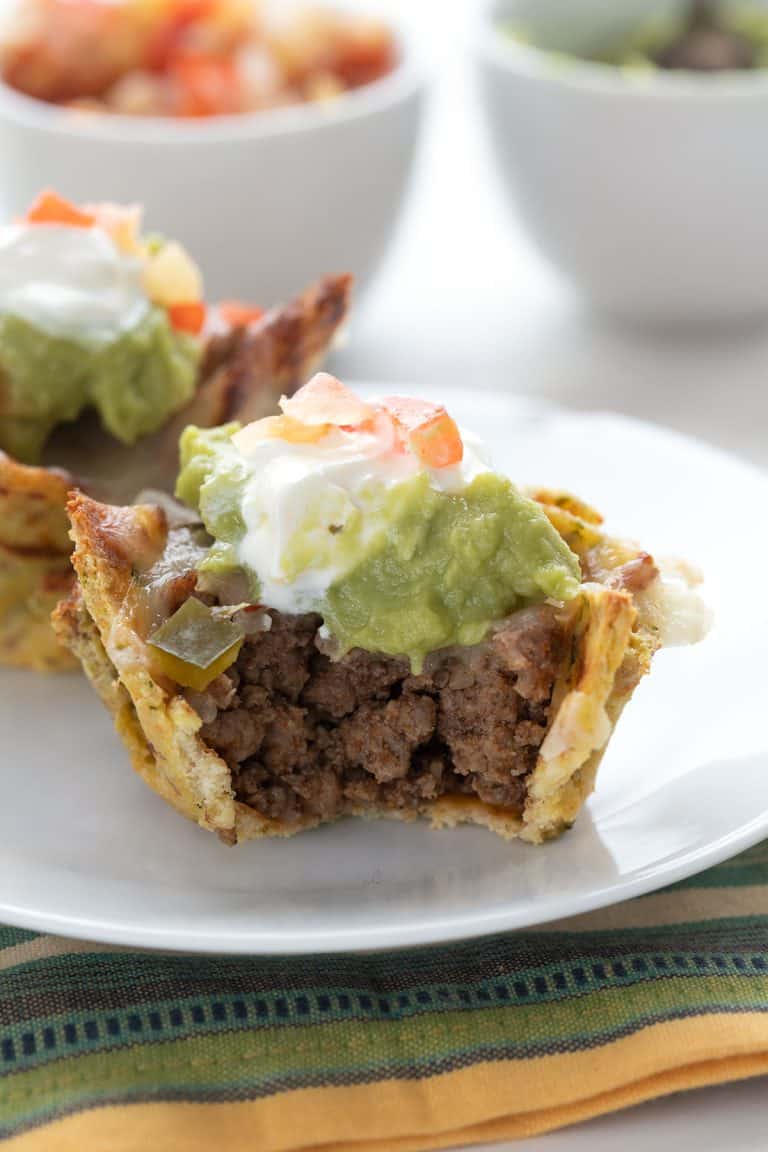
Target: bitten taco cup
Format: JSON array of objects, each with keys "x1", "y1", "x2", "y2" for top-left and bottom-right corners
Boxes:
[{"x1": 54, "y1": 379, "x2": 710, "y2": 842}]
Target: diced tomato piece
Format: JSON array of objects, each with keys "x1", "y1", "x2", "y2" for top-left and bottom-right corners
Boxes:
[
  {"x1": 334, "y1": 32, "x2": 397, "y2": 89},
  {"x1": 409, "y1": 416, "x2": 464, "y2": 469},
  {"x1": 343, "y1": 405, "x2": 400, "y2": 446},
  {"x1": 143, "y1": 0, "x2": 218, "y2": 73},
  {"x1": 170, "y1": 52, "x2": 243, "y2": 117},
  {"x1": 218, "y1": 300, "x2": 265, "y2": 328},
  {"x1": 381, "y1": 396, "x2": 463, "y2": 469},
  {"x1": 380, "y1": 396, "x2": 443, "y2": 432},
  {"x1": 3, "y1": 0, "x2": 141, "y2": 104},
  {"x1": 25, "y1": 189, "x2": 95, "y2": 228},
  {"x1": 281, "y1": 373, "x2": 375, "y2": 428},
  {"x1": 233, "y1": 414, "x2": 329, "y2": 452},
  {"x1": 87, "y1": 202, "x2": 142, "y2": 253},
  {"x1": 144, "y1": 25, "x2": 178, "y2": 74},
  {"x1": 167, "y1": 300, "x2": 206, "y2": 334}
]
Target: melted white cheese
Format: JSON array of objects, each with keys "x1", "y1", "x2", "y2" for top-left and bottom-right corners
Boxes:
[
  {"x1": 639, "y1": 559, "x2": 713, "y2": 647},
  {"x1": 0, "y1": 223, "x2": 150, "y2": 342},
  {"x1": 234, "y1": 418, "x2": 492, "y2": 614}
]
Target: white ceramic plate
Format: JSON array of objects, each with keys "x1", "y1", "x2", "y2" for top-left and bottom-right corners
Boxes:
[{"x1": 1, "y1": 389, "x2": 766, "y2": 954}]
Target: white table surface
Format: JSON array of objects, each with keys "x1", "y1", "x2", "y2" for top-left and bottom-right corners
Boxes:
[{"x1": 334, "y1": 0, "x2": 768, "y2": 1146}]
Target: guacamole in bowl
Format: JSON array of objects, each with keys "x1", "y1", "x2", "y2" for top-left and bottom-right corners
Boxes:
[{"x1": 506, "y1": 0, "x2": 768, "y2": 73}]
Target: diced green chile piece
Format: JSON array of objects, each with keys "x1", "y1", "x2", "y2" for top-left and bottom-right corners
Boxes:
[{"x1": 147, "y1": 597, "x2": 244, "y2": 690}]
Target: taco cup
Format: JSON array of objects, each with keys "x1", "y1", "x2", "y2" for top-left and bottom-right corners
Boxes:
[{"x1": 54, "y1": 378, "x2": 710, "y2": 841}]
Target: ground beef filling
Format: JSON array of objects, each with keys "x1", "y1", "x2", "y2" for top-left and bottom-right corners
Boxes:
[{"x1": 190, "y1": 605, "x2": 565, "y2": 826}]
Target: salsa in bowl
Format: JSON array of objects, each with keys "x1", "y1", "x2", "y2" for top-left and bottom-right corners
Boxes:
[
  {"x1": 0, "y1": 0, "x2": 397, "y2": 119},
  {"x1": 0, "y1": 2, "x2": 423, "y2": 302}
]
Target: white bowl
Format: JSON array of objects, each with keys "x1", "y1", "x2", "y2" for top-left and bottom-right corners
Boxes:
[
  {"x1": 477, "y1": 0, "x2": 768, "y2": 324},
  {"x1": 0, "y1": 22, "x2": 424, "y2": 303}
]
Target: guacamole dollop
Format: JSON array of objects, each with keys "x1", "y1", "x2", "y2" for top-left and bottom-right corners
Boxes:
[
  {"x1": 177, "y1": 424, "x2": 582, "y2": 671},
  {"x1": 0, "y1": 308, "x2": 200, "y2": 464}
]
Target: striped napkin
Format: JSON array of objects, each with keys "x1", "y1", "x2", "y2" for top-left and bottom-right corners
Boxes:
[{"x1": 2, "y1": 841, "x2": 768, "y2": 1151}]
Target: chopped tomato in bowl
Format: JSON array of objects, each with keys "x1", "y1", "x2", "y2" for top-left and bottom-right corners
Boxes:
[{"x1": 0, "y1": 0, "x2": 397, "y2": 118}]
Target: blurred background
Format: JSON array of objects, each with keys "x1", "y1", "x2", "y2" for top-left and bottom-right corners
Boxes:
[
  {"x1": 333, "y1": 0, "x2": 768, "y2": 470},
  {"x1": 1, "y1": 0, "x2": 766, "y2": 469}
]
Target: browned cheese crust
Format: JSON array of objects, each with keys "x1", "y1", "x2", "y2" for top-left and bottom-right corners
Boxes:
[
  {"x1": 54, "y1": 487, "x2": 661, "y2": 844},
  {"x1": 2, "y1": 275, "x2": 351, "y2": 672},
  {"x1": 0, "y1": 452, "x2": 77, "y2": 670}
]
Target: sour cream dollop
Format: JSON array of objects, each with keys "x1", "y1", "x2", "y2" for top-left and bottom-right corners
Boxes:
[
  {"x1": 0, "y1": 223, "x2": 150, "y2": 342},
  {"x1": 234, "y1": 417, "x2": 493, "y2": 615}
]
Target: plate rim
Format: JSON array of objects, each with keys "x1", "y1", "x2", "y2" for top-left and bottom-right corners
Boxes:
[{"x1": 3, "y1": 815, "x2": 768, "y2": 955}]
